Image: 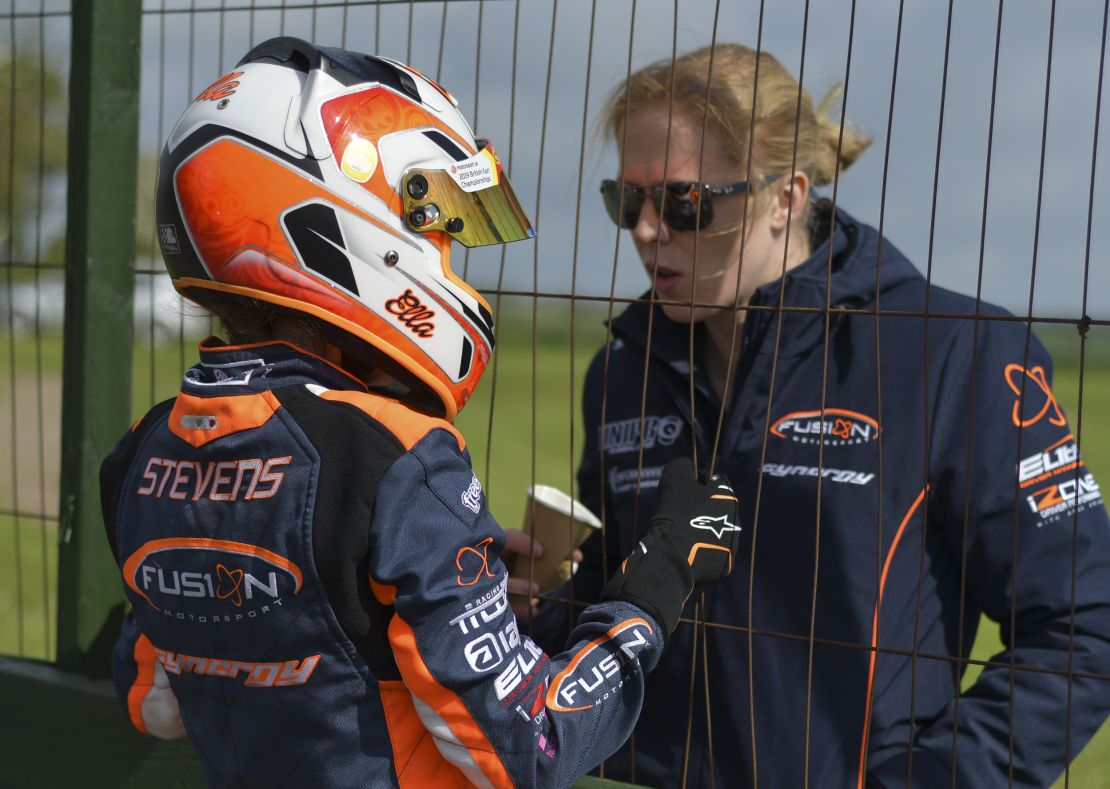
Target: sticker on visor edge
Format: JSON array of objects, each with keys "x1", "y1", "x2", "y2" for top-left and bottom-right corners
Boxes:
[
  {"x1": 447, "y1": 148, "x2": 500, "y2": 193},
  {"x1": 340, "y1": 137, "x2": 379, "y2": 183}
]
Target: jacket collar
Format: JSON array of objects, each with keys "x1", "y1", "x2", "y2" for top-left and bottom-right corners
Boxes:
[{"x1": 182, "y1": 338, "x2": 368, "y2": 394}]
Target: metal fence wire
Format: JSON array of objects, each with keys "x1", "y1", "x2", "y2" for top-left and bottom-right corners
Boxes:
[{"x1": 2, "y1": 1, "x2": 1109, "y2": 787}]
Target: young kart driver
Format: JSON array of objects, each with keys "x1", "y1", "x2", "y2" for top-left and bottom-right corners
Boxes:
[{"x1": 101, "y1": 37, "x2": 741, "y2": 788}]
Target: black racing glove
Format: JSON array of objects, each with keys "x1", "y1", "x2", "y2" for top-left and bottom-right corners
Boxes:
[{"x1": 600, "y1": 457, "x2": 741, "y2": 637}]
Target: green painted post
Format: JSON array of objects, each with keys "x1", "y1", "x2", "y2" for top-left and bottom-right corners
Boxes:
[{"x1": 56, "y1": 1, "x2": 142, "y2": 675}]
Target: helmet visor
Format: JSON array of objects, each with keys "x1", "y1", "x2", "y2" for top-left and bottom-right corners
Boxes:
[{"x1": 401, "y1": 141, "x2": 535, "y2": 247}]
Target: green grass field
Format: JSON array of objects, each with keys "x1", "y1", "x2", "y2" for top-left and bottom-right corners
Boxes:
[{"x1": 1, "y1": 307, "x2": 1108, "y2": 784}]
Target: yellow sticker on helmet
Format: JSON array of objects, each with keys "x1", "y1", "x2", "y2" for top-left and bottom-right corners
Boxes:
[{"x1": 340, "y1": 137, "x2": 379, "y2": 183}]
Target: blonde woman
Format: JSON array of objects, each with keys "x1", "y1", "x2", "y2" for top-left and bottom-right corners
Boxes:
[{"x1": 536, "y1": 44, "x2": 1110, "y2": 788}]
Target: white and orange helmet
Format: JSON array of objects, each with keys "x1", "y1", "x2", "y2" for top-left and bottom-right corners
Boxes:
[{"x1": 156, "y1": 37, "x2": 534, "y2": 420}]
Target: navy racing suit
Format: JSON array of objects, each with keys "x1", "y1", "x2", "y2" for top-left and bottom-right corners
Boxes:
[
  {"x1": 535, "y1": 201, "x2": 1110, "y2": 788},
  {"x1": 104, "y1": 339, "x2": 664, "y2": 789}
]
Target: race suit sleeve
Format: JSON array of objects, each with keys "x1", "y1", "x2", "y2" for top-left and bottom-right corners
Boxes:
[
  {"x1": 867, "y1": 321, "x2": 1110, "y2": 788},
  {"x1": 368, "y1": 426, "x2": 665, "y2": 789}
]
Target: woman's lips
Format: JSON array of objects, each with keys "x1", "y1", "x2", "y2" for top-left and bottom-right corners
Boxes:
[{"x1": 649, "y1": 266, "x2": 683, "y2": 297}]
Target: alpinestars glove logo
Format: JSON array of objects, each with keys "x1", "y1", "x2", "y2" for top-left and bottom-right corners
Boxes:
[{"x1": 690, "y1": 514, "x2": 741, "y2": 539}]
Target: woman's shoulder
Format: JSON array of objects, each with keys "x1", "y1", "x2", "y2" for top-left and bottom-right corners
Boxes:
[{"x1": 834, "y1": 208, "x2": 1015, "y2": 322}]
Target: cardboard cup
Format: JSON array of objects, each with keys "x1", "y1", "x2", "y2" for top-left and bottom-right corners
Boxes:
[{"x1": 510, "y1": 485, "x2": 602, "y2": 595}]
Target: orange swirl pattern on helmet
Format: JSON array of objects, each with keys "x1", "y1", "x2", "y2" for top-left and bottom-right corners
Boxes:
[
  {"x1": 320, "y1": 87, "x2": 476, "y2": 215},
  {"x1": 175, "y1": 138, "x2": 487, "y2": 419},
  {"x1": 177, "y1": 141, "x2": 426, "y2": 372},
  {"x1": 319, "y1": 88, "x2": 493, "y2": 319}
]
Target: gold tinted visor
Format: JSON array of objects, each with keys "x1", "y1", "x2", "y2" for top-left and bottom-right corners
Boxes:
[{"x1": 401, "y1": 142, "x2": 535, "y2": 247}]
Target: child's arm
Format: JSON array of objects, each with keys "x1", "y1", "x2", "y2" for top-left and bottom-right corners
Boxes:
[{"x1": 370, "y1": 429, "x2": 738, "y2": 789}]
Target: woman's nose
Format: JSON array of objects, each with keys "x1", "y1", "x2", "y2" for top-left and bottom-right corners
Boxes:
[{"x1": 631, "y1": 194, "x2": 668, "y2": 245}]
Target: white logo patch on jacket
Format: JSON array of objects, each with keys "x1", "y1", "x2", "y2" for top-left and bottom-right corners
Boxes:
[
  {"x1": 461, "y1": 475, "x2": 483, "y2": 514},
  {"x1": 602, "y1": 415, "x2": 683, "y2": 455}
]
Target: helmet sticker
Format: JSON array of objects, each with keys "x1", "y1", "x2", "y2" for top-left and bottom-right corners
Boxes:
[
  {"x1": 158, "y1": 224, "x2": 181, "y2": 255},
  {"x1": 195, "y1": 71, "x2": 243, "y2": 103},
  {"x1": 339, "y1": 136, "x2": 379, "y2": 183},
  {"x1": 385, "y1": 288, "x2": 436, "y2": 338},
  {"x1": 447, "y1": 148, "x2": 500, "y2": 193},
  {"x1": 402, "y1": 140, "x2": 535, "y2": 247}
]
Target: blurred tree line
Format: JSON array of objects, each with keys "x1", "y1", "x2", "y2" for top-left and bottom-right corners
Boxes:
[
  {"x1": 0, "y1": 44, "x2": 67, "y2": 272},
  {"x1": 0, "y1": 35, "x2": 160, "y2": 284}
]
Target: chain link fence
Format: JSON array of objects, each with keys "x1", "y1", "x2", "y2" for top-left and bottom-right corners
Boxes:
[{"x1": 2, "y1": 1, "x2": 1109, "y2": 786}]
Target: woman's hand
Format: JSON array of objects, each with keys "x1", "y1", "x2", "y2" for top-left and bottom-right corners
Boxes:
[
  {"x1": 503, "y1": 528, "x2": 542, "y2": 620},
  {"x1": 502, "y1": 528, "x2": 584, "y2": 622}
]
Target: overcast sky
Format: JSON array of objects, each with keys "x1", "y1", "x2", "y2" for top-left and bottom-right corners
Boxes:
[{"x1": 20, "y1": 0, "x2": 1110, "y2": 320}]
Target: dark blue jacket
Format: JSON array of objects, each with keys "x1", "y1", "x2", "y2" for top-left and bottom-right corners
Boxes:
[
  {"x1": 103, "y1": 340, "x2": 665, "y2": 788},
  {"x1": 536, "y1": 203, "x2": 1110, "y2": 788}
]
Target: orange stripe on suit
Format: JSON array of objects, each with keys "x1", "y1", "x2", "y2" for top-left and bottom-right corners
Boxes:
[
  {"x1": 388, "y1": 614, "x2": 514, "y2": 789},
  {"x1": 127, "y1": 634, "x2": 158, "y2": 734}
]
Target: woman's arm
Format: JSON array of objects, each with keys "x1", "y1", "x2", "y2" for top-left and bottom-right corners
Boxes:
[{"x1": 868, "y1": 321, "x2": 1110, "y2": 788}]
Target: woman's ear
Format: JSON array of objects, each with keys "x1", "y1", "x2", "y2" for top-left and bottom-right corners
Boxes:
[{"x1": 769, "y1": 171, "x2": 810, "y2": 232}]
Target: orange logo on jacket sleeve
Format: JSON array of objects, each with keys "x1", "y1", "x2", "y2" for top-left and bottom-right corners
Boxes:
[
  {"x1": 1004, "y1": 364, "x2": 1067, "y2": 429},
  {"x1": 456, "y1": 537, "x2": 495, "y2": 586}
]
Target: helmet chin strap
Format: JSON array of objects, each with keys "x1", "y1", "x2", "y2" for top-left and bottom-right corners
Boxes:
[
  {"x1": 324, "y1": 342, "x2": 343, "y2": 366},
  {"x1": 362, "y1": 367, "x2": 399, "y2": 388},
  {"x1": 324, "y1": 344, "x2": 398, "y2": 393}
]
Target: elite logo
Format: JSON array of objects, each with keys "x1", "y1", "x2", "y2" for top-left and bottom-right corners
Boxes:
[
  {"x1": 1019, "y1": 436, "x2": 1101, "y2": 525},
  {"x1": 1005, "y1": 363, "x2": 1067, "y2": 429},
  {"x1": 494, "y1": 640, "x2": 546, "y2": 702},
  {"x1": 456, "y1": 536, "x2": 496, "y2": 586},
  {"x1": 1018, "y1": 434, "x2": 1083, "y2": 488},
  {"x1": 385, "y1": 288, "x2": 436, "y2": 337},
  {"x1": 122, "y1": 538, "x2": 303, "y2": 616},
  {"x1": 770, "y1": 409, "x2": 880, "y2": 446},
  {"x1": 690, "y1": 514, "x2": 742, "y2": 539},
  {"x1": 194, "y1": 71, "x2": 243, "y2": 102}
]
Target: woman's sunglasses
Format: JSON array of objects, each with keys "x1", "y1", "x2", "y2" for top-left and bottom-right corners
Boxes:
[{"x1": 599, "y1": 176, "x2": 777, "y2": 232}]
